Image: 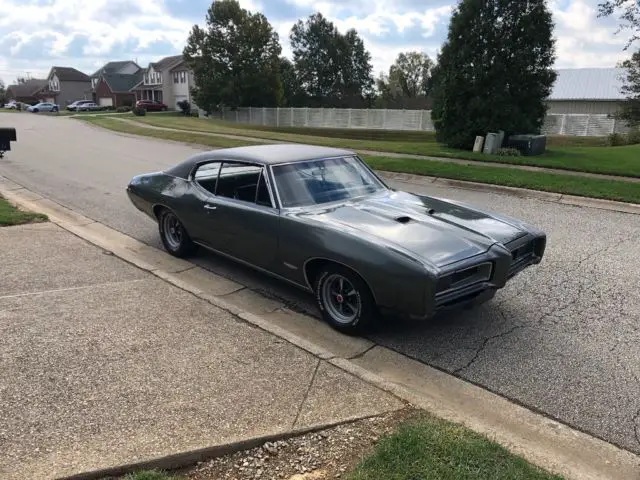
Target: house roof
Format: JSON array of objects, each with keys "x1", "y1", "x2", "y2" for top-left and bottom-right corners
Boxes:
[
  {"x1": 150, "y1": 54, "x2": 183, "y2": 71},
  {"x1": 6, "y1": 79, "x2": 48, "y2": 97},
  {"x1": 549, "y1": 68, "x2": 626, "y2": 101},
  {"x1": 91, "y1": 60, "x2": 140, "y2": 78},
  {"x1": 50, "y1": 66, "x2": 90, "y2": 82},
  {"x1": 101, "y1": 71, "x2": 144, "y2": 93}
]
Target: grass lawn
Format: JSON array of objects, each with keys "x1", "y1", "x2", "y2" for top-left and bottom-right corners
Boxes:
[
  {"x1": 0, "y1": 195, "x2": 47, "y2": 226},
  {"x1": 345, "y1": 414, "x2": 563, "y2": 480},
  {"x1": 80, "y1": 116, "x2": 640, "y2": 204},
  {"x1": 130, "y1": 114, "x2": 640, "y2": 178}
]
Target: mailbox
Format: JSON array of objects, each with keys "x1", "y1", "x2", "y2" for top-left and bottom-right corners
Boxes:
[{"x1": 0, "y1": 128, "x2": 17, "y2": 158}]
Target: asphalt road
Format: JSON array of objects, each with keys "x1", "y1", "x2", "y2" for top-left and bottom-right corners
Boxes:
[{"x1": 2, "y1": 112, "x2": 639, "y2": 454}]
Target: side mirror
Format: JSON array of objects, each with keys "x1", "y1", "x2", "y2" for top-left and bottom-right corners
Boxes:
[{"x1": 0, "y1": 128, "x2": 17, "y2": 158}]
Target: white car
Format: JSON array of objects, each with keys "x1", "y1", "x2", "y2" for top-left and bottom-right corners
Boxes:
[
  {"x1": 4, "y1": 101, "x2": 17, "y2": 109},
  {"x1": 76, "y1": 102, "x2": 102, "y2": 112},
  {"x1": 27, "y1": 102, "x2": 59, "y2": 113}
]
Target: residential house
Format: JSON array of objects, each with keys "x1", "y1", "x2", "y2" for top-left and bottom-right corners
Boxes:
[
  {"x1": 547, "y1": 68, "x2": 626, "y2": 115},
  {"x1": 131, "y1": 55, "x2": 197, "y2": 109},
  {"x1": 6, "y1": 79, "x2": 49, "y2": 104},
  {"x1": 94, "y1": 73, "x2": 143, "y2": 107},
  {"x1": 90, "y1": 60, "x2": 141, "y2": 106},
  {"x1": 43, "y1": 66, "x2": 92, "y2": 107}
]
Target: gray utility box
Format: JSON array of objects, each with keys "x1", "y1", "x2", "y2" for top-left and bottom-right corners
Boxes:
[
  {"x1": 483, "y1": 132, "x2": 499, "y2": 154},
  {"x1": 507, "y1": 134, "x2": 547, "y2": 156}
]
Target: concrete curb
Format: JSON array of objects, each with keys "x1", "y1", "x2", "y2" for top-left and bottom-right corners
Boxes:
[
  {"x1": 2, "y1": 177, "x2": 639, "y2": 480},
  {"x1": 378, "y1": 171, "x2": 640, "y2": 216},
  {"x1": 58, "y1": 417, "x2": 377, "y2": 480}
]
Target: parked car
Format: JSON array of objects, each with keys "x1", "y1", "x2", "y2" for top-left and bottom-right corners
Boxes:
[
  {"x1": 27, "y1": 102, "x2": 59, "y2": 113},
  {"x1": 76, "y1": 102, "x2": 103, "y2": 112},
  {"x1": 126, "y1": 144, "x2": 547, "y2": 334},
  {"x1": 67, "y1": 100, "x2": 94, "y2": 111},
  {"x1": 4, "y1": 101, "x2": 17, "y2": 109},
  {"x1": 135, "y1": 99, "x2": 168, "y2": 112}
]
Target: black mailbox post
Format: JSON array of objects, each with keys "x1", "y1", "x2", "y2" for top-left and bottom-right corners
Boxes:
[{"x1": 0, "y1": 128, "x2": 17, "y2": 158}]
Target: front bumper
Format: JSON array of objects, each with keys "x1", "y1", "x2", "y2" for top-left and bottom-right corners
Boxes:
[{"x1": 411, "y1": 233, "x2": 546, "y2": 320}]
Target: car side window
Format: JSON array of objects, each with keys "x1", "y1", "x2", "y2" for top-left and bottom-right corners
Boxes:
[
  {"x1": 193, "y1": 161, "x2": 222, "y2": 195},
  {"x1": 216, "y1": 162, "x2": 263, "y2": 203},
  {"x1": 256, "y1": 171, "x2": 273, "y2": 207}
]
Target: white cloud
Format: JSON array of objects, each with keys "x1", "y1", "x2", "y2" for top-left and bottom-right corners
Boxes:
[{"x1": 0, "y1": 0, "x2": 636, "y2": 86}]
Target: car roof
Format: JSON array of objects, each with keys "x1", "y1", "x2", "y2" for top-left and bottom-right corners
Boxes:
[{"x1": 164, "y1": 144, "x2": 355, "y2": 179}]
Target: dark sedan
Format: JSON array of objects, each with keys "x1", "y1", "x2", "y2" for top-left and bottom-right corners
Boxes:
[
  {"x1": 135, "y1": 100, "x2": 168, "y2": 112},
  {"x1": 127, "y1": 144, "x2": 546, "y2": 334}
]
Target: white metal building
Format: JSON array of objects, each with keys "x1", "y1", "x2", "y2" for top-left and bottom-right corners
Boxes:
[{"x1": 546, "y1": 68, "x2": 626, "y2": 115}]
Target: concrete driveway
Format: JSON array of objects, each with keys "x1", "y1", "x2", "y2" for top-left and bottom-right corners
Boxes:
[{"x1": 1, "y1": 112, "x2": 639, "y2": 455}]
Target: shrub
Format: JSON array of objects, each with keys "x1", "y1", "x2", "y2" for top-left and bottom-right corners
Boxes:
[
  {"x1": 176, "y1": 100, "x2": 191, "y2": 115},
  {"x1": 608, "y1": 132, "x2": 628, "y2": 146},
  {"x1": 116, "y1": 106, "x2": 131, "y2": 113},
  {"x1": 627, "y1": 128, "x2": 640, "y2": 145},
  {"x1": 496, "y1": 147, "x2": 522, "y2": 156},
  {"x1": 132, "y1": 106, "x2": 147, "y2": 116}
]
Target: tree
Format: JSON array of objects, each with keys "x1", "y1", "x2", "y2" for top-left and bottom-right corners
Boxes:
[
  {"x1": 430, "y1": 0, "x2": 556, "y2": 149},
  {"x1": 183, "y1": 0, "x2": 283, "y2": 112},
  {"x1": 617, "y1": 50, "x2": 640, "y2": 125},
  {"x1": 279, "y1": 57, "x2": 303, "y2": 106},
  {"x1": 376, "y1": 51, "x2": 434, "y2": 108},
  {"x1": 598, "y1": 1, "x2": 640, "y2": 49},
  {"x1": 290, "y1": 13, "x2": 373, "y2": 107}
]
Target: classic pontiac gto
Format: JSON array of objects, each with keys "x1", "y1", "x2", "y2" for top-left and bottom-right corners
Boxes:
[{"x1": 127, "y1": 144, "x2": 546, "y2": 333}]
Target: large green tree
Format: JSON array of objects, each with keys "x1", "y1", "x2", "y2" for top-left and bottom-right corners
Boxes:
[
  {"x1": 376, "y1": 51, "x2": 434, "y2": 108},
  {"x1": 430, "y1": 0, "x2": 557, "y2": 149},
  {"x1": 290, "y1": 13, "x2": 374, "y2": 107},
  {"x1": 183, "y1": 0, "x2": 283, "y2": 112},
  {"x1": 598, "y1": 1, "x2": 640, "y2": 48},
  {"x1": 618, "y1": 50, "x2": 640, "y2": 125}
]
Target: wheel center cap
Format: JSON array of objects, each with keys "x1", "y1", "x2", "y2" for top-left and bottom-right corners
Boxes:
[{"x1": 336, "y1": 294, "x2": 344, "y2": 303}]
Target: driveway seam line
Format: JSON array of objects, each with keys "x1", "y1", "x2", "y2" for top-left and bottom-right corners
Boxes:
[
  {"x1": 291, "y1": 358, "x2": 322, "y2": 430},
  {"x1": 0, "y1": 279, "x2": 148, "y2": 300}
]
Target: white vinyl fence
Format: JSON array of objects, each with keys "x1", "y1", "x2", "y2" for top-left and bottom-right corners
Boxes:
[{"x1": 208, "y1": 107, "x2": 630, "y2": 137}]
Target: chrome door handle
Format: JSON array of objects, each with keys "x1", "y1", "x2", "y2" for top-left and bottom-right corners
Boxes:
[{"x1": 204, "y1": 204, "x2": 217, "y2": 211}]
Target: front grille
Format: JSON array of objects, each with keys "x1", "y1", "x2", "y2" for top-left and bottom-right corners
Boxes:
[{"x1": 436, "y1": 262, "x2": 493, "y2": 296}]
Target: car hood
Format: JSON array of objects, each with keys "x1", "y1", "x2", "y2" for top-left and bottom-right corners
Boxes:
[{"x1": 294, "y1": 190, "x2": 528, "y2": 268}]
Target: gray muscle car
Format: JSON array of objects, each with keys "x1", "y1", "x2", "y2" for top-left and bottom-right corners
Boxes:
[{"x1": 126, "y1": 144, "x2": 546, "y2": 334}]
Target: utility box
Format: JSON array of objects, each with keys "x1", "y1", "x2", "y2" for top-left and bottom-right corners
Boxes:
[
  {"x1": 507, "y1": 134, "x2": 547, "y2": 156},
  {"x1": 483, "y1": 132, "x2": 499, "y2": 154},
  {"x1": 473, "y1": 135, "x2": 485, "y2": 153}
]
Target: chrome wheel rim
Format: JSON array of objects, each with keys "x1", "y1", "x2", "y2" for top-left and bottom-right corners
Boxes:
[
  {"x1": 321, "y1": 274, "x2": 360, "y2": 325},
  {"x1": 162, "y1": 213, "x2": 183, "y2": 250}
]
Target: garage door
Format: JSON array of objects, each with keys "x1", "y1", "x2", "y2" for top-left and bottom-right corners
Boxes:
[
  {"x1": 44, "y1": 97, "x2": 55, "y2": 103},
  {"x1": 98, "y1": 97, "x2": 113, "y2": 107},
  {"x1": 175, "y1": 95, "x2": 188, "y2": 109}
]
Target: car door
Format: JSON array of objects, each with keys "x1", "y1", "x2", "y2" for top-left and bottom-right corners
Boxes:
[{"x1": 208, "y1": 161, "x2": 280, "y2": 270}]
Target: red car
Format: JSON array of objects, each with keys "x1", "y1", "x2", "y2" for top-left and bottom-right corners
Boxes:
[{"x1": 135, "y1": 100, "x2": 168, "y2": 112}]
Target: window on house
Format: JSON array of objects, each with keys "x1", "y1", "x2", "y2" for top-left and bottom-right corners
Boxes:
[
  {"x1": 180, "y1": 71, "x2": 187, "y2": 83},
  {"x1": 173, "y1": 72, "x2": 179, "y2": 84}
]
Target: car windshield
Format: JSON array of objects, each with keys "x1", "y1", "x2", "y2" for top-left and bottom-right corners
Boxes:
[{"x1": 272, "y1": 155, "x2": 386, "y2": 208}]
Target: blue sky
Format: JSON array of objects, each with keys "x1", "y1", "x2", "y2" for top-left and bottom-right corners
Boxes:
[{"x1": 0, "y1": 0, "x2": 634, "y2": 84}]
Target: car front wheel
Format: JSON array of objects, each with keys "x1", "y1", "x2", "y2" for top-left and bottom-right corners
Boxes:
[
  {"x1": 158, "y1": 209, "x2": 197, "y2": 258},
  {"x1": 314, "y1": 265, "x2": 377, "y2": 335}
]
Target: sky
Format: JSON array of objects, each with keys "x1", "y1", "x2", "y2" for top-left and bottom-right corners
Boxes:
[{"x1": 0, "y1": 0, "x2": 635, "y2": 85}]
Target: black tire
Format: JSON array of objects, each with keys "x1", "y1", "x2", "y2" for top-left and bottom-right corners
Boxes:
[
  {"x1": 52, "y1": 107, "x2": 58, "y2": 112},
  {"x1": 314, "y1": 264, "x2": 377, "y2": 335},
  {"x1": 158, "y1": 209, "x2": 197, "y2": 258},
  {"x1": 162, "y1": 106, "x2": 168, "y2": 111},
  {"x1": 32, "y1": 108, "x2": 38, "y2": 113}
]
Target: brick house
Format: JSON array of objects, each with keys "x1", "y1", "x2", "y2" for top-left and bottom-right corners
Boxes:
[
  {"x1": 43, "y1": 66, "x2": 92, "y2": 107},
  {"x1": 5, "y1": 79, "x2": 49, "y2": 104},
  {"x1": 93, "y1": 73, "x2": 143, "y2": 108}
]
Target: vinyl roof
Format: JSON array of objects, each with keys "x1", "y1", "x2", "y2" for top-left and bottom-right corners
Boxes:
[
  {"x1": 165, "y1": 144, "x2": 355, "y2": 178},
  {"x1": 549, "y1": 68, "x2": 626, "y2": 101}
]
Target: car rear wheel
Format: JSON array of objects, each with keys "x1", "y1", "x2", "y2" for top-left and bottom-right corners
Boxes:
[
  {"x1": 314, "y1": 265, "x2": 376, "y2": 335},
  {"x1": 52, "y1": 106, "x2": 58, "y2": 112},
  {"x1": 158, "y1": 209, "x2": 197, "y2": 258},
  {"x1": 32, "y1": 108, "x2": 38, "y2": 113}
]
